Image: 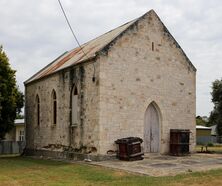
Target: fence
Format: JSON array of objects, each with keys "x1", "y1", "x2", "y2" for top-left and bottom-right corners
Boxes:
[
  {"x1": 0, "y1": 141, "x2": 25, "y2": 154},
  {"x1": 196, "y1": 136, "x2": 222, "y2": 145}
]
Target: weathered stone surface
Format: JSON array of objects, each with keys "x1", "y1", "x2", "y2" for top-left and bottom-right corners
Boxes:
[
  {"x1": 90, "y1": 154, "x2": 222, "y2": 176},
  {"x1": 25, "y1": 62, "x2": 100, "y2": 153},
  {"x1": 98, "y1": 11, "x2": 195, "y2": 154},
  {"x1": 25, "y1": 10, "x2": 196, "y2": 158}
]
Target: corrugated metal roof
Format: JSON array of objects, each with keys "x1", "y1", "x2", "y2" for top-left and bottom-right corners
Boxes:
[
  {"x1": 25, "y1": 9, "x2": 196, "y2": 84},
  {"x1": 196, "y1": 125, "x2": 211, "y2": 130},
  {"x1": 25, "y1": 18, "x2": 137, "y2": 84},
  {"x1": 14, "y1": 119, "x2": 25, "y2": 125}
]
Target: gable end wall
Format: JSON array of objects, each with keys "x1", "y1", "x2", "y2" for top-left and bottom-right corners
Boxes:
[{"x1": 98, "y1": 11, "x2": 196, "y2": 154}]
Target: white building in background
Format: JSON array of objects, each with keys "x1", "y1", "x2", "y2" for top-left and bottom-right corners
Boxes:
[{"x1": 4, "y1": 119, "x2": 25, "y2": 141}]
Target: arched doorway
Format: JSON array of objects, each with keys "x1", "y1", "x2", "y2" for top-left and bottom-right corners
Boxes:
[
  {"x1": 144, "y1": 102, "x2": 160, "y2": 153},
  {"x1": 69, "y1": 85, "x2": 79, "y2": 147}
]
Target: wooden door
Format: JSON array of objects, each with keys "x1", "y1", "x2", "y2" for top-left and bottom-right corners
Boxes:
[{"x1": 144, "y1": 103, "x2": 159, "y2": 153}]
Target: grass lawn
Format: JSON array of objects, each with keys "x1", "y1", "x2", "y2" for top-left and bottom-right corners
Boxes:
[
  {"x1": 195, "y1": 145, "x2": 222, "y2": 153},
  {"x1": 1, "y1": 157, "x2": 222, "y2": 186}
]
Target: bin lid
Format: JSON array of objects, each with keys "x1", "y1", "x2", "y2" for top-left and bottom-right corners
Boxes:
[
  {"x1": 170, "y1": 129, "x2": 191, "y2": 133},
  {"x1": 115, "y1": 137, "x2": 143, "y2": 144}
]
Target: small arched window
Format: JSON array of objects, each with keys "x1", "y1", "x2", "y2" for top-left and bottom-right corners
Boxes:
[
  {"x1": 152, "y1": 42, "x2": 154, "y2": 51},
  {"x1": 36, "y1": 95, "x2": 40, "y2": 126},
  {"x1": 74, "y1": 87, "x2": 78, "y2": 96},
  {"x1": 72, "y1": 86, "x2": 78, "y2": 125},
  {"x1": 52, "y1": 90, "x2": 57, "y2": 125}
]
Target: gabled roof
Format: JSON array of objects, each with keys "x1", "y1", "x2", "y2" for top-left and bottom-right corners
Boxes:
[
  {"x1": 25, "y1": 18, "x2": 137, "y2": 84},
  {"x1": 25, "y1": 10, "x2": 196, "y2": 84}
]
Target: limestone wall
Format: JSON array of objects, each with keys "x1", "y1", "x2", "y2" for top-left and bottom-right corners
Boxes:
[
  {"x1": 98, "y1": 11, "x2": 196, "y2": 154},
  {"x1": 25, "y1": 10, "x2": 196, "y2": 157},
  {"x1": 25, "y1": 61, "x2": 100, "y2": 153}
]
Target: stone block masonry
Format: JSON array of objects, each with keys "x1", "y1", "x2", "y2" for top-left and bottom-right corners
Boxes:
[{"x1": 25, "y1": 10, "x2": 196, "y2": 159}]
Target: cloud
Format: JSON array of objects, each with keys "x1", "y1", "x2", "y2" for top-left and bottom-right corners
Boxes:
[{"x1": 0, "y1": 0, "x2": 221, "y2": 116}]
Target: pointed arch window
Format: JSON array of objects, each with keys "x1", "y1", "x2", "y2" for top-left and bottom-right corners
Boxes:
[
  {"x1": 72, "y1": 86, "x2": 79, "y2": 126},
  {"x1": 52, "y1": 90, "x2": 57, "y2": 125},
  {"x1": 36, "y1": 95, "x2": 40, "y2": 126},
  {"x1": 152, "y1": 42, "x2": 154, "y2": 51}
]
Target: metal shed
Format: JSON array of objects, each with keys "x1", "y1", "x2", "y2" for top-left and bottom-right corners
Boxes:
[{"x1": 196, "y1": 125, "x2": 212, "y2": 145}]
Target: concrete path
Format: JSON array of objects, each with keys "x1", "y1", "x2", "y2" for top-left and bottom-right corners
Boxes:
[{"x1": 89, "y1": 153, "x2": 222, "y2": 176}]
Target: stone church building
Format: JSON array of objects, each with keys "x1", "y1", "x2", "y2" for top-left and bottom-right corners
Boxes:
[{"x1": 25, "y1": 10, "x2": 196, "y2": 159}]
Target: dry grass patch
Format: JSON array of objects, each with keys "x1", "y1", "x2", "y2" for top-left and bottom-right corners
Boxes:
[{"x1": 196, "y1": 145, "x2": 222, "y2": 153}]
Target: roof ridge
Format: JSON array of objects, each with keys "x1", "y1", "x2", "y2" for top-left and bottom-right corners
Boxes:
[
  {"x1": 25, "y1": 9, "x2": 196, "y2": 85},
  {"x1": 24, "y1": 12, "x2": 143, "y2": 84},
  {"x1": 68, "y1": 17, "x2": 139, "y2": 53},
  {"x1": 96, "y1": 10, "x2": 153, "y2": 55}
]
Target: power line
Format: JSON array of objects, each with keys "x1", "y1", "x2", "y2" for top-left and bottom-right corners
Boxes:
[
  {"x1": 57, "y1": 0, "x2": 89, "y2": 60},
  {"x1": 57, "y1": 0, "x2": 96, "y2": 81}
]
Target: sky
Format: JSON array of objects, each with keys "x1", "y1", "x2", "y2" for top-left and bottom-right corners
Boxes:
[{"x1": 0, "y1": 0, "x2": 222, "y2": 116}]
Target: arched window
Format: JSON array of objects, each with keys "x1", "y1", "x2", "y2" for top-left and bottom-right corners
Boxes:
[
  {"x1": 152, "y1": 42, "x2": 154, "y2": 51},
  {"x1": 72, "y1": 86, "x2": 78, "y2": 126},
  {"x1": 36, "y1": 95, "x2": 40, "y2": 126},
  {"x1": 74, "y1": 87, "x2": 78, "y2": 95},
  {"x1": 52, "y1": 90, "x2": 57, "y2": 125}
]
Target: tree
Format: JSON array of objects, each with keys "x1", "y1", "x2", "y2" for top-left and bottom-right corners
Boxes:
[
  {"x1": 209, "y1": 79, "x2": 222, "y2": 135},
  {"x1": 0, "y1": 45, "x2": 24, "y2": 140},
  {"x1": 196, "y1": 116, "x2": 207, "y2": 126}
]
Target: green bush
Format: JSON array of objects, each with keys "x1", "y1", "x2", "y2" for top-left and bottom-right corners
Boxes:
[{"x1": 207, "y1": 142, "x2": 214, "y2": 147}]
